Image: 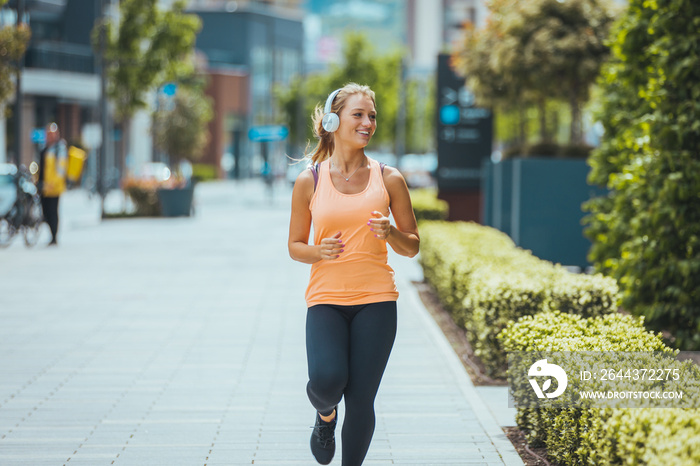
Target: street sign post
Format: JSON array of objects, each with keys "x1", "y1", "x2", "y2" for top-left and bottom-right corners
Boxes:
[
  {"x1": 436, "y1": 53, "x2": 494, "y2": 222},
  {"x1": 436, "y1": 53, "x2": 493, "y2": 191}
]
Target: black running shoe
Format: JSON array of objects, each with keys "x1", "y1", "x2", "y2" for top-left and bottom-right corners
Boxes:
[{"x1": 310, "y1": 407, "x2": 337, "y2": 465}]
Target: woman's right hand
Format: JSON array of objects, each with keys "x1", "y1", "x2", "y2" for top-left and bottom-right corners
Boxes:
[{"x1": 319, "y1": 231, "x2": 344, "y2": 260}]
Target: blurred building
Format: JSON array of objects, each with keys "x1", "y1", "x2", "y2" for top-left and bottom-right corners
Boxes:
[
  {"x1": 1, "y1": 0, "x2": 101, "y2": 172},
  {"x1": 302, "y1": 0, "x2": 487, "y2": 76},
  {"x1": 189, "y1": 0, "x2": 304, "y2": 178},
  {"x1": 407, "y1": 0, "x2": 488, "y2": 76},
  {"x1": 303, "y1": 0, "x2": 406, "y2": 72},
  {"x1": 442, "y1": 0, "x2": 488, "y2": 50},
  {"x1": 189, "y1": 0, "x2": 303, "y2": 9},
  {"x1": 1, "y1": 0, "x2": 304, "y2": 183},
  {"x1": 186, "y1": 0, "x2": 493, "y2": 178}
]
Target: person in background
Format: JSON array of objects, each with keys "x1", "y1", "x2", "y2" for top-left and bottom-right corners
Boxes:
[
  {"x1": 288, "y1": 83, "x2": 420, "y2": 465},
  {"x1": 37, "y1": 123, "x2": 67, "y2": 246}
]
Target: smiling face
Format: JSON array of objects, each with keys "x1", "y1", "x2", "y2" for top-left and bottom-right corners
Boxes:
[{"x1": 335, "y1": 93, "x2": 376, "y2": 149}]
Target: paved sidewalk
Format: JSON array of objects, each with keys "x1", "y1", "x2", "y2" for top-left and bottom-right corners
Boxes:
[{"x1": 0, "y1": 180, "x2": 522, "y2": 465}]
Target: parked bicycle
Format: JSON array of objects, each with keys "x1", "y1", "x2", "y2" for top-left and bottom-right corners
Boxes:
[{"x1": 0, "y1": 163, "x2": 43, "y2": 248}]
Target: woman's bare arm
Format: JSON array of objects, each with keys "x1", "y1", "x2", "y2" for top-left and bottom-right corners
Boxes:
[
  {"x1": 288, "y1": 168, "x2": 346, "y2": 263},
  {"x1": 368, "y1": 166, "x2": 420, "y2": 258}
]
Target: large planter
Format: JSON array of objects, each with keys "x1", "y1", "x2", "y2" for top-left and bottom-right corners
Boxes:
[
  {"x1": 482, "y1": 157, "x2": 606, "y2": 269},
  {"x1": 157, "y1": 185, "x2": 194, "y2": 217}
]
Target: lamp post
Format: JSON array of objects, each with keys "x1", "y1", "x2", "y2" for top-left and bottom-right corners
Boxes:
[
  {"x1": 13, "y1": 0, "x2": 24, "y2": 167},
  {"x1": 97, "y1": 0, "x2": 113, "y2": 218}
]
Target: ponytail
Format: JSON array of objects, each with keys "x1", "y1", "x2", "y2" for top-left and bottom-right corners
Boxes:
[{"x1": 306, "y1": 104, "x2": 335, "y2": 164}]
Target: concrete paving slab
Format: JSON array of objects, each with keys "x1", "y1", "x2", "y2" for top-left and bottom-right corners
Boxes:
[
  {"x1": 474, "y1": 386, "x2": 517, "y2": 428},
  {"x1": 0, "y1": 180, "x2": 523, "y2": 465}
]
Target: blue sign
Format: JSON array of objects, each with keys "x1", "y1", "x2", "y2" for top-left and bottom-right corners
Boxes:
[
  {"x1": 436, "y1": 54, "x2": 493, "y2": 191},
  {"x1": 31, "y1": 128, "x2": 46, "y2": 144},
  {"x1": 440, "y1": 105, "x2": 461, "y2": 125},
  {"x1": 248, "y1": 125, "x2": 289, "y2": 142}
]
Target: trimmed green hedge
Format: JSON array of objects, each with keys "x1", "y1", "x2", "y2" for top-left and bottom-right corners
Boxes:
[
  {"x1": 499, "y1": 310, "x2": 700, "y2": 465},
  {"x1": 592, "y1": 408, "x2": 700, "y2": 466},
  {"x1": 419, "y1": 221, "x2": 619, "y2": 377},
  {"x1": 417, "y1": 219, "x2": 700, "y2": 464},
  {"x1": 409, "y1": 188, "x2": 448, "y2": 222}
]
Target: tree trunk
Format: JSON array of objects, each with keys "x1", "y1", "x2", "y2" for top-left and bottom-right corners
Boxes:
[
  {"x1": 112, "y1": 119, "x2": 131, "y2": 185},
  {"x1": 121, "y1": 119, "x2": 131, "y2": 180},
  {"x1": 569, "y1": 87, "x2": 583, "y2": 145},
  {"x1": 518, "y1": 102, "x2": 527, "y2": 146},
  {"x1": 538, "y1": 98, "x2": 549, "y2": 142}
]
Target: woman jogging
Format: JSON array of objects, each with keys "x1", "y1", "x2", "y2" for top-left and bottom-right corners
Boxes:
[{"x1": 288, "y1": 83, "x2": 420, "y2": 465}]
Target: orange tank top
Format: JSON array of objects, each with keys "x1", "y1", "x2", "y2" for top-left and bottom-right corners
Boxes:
[{"x1": 305, "y1": 157, "x2": 399, "y2": 307}]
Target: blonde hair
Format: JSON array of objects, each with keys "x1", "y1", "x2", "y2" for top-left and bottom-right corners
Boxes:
[{"x1": 305, "y1": 83, "x2": 376, "y2": 164}]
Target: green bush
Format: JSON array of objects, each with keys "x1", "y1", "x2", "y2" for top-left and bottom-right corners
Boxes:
[
  {"x1": 584, "y1": 0, "x2": 700, "y2": 350},
  {"x1": 418, "y1": 221, "x2": 516, "y2": 324},
  {"x1": 591, "y1": 408, "x2": 700, "y2": 466},
  {"x1": 122, "y1": 178, "x2": 160, "y2": 216},
  {"x1": 499, "y1": 310, "x2": 700, "y2": 465},
  {"x1": 409, "y1": 188, "x2": 448, "y2": 222},
  {"x1": 419, "y1": 221, "x2": 619, "y2": 377}
]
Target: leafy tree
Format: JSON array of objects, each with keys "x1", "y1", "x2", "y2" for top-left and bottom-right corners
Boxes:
[
  {"x1": 453, "y1": 0, "x2": 616, "y2": 147},
  {"x1": 453, "y1": 2, "x2": 534, "y2": 145},
  {"x1": 92, "y1": 0, "x2": 201, "y2": 170},
  {"x1": 277, "y1": 33, "x2": 433, "y2": 155},
  {"x1": 405, "y1": 77, "x2": 435, "y2": 154},
  {"x1": 0, "y1": 0, "x2": 31, "y2": 109},
  {"x1": 276, "y1": 72, "x2": 327, "y2": 153},
  {"x1": 584, "y1": 0, "x2": 700, "y2": 350},
  {"x1": 514, "y1": 0, "x2": 615, "y2": 144},
  {"x1": 153, "y1": 85, "x2": 213, "y2": 172}
]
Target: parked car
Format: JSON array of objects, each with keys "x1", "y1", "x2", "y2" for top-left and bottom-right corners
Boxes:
[
  {"x1": 398, "y1": 153, "x2": 437, "y2": 188},
  {"x1": 137, "y1": 162, "x2": 171, "y2": 182}
]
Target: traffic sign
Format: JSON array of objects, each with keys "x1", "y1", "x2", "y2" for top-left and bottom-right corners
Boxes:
[
  {"x1": 436, "y1": 53, "x2": 493, "y2": 190},
  {"x1": 31, "y1": 128, "x2": 46, "y2": 145},
  {"x1": 248, "y1": 125, "x2": 289, "y2": 142}
]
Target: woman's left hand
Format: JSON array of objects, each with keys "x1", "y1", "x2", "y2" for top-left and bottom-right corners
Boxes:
[{"x1": 368, "y1": 211, "x2": 391, "y2": 240}]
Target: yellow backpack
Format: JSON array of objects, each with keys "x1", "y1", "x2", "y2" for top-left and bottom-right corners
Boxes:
[{"x1": 67, "y1": 146, "x2": 87, "y2": 183}]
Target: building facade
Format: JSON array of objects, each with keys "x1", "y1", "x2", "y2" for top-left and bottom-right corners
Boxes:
[
  {"x1": 2, "y1": 0, "x2": 492, "y2": 181},
  {"x1": 191, "y1": 1, "x2": 304, "y2": 178},
  {"x1": 442, "y1": 0, "x2": 488, "y2": 50},
  {"x1": 303, "y1": 0, "x2": 406, "y2": 72},
  {"x1": 2, "y1": 0, "x2": 101, "y2": 177}
]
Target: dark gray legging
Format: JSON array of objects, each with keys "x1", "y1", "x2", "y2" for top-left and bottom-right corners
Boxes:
[{"x1": 306, "y1": 301, "x2": 397, "y2": 466}]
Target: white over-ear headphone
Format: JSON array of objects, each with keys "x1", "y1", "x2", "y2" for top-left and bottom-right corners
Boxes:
[{"x1": 321, "y1": 89, "x2": 342, "y2": 132}]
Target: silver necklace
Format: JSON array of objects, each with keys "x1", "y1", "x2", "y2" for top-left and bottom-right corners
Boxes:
[{"x1": 332, "y1": 157, "x2": 366, "y2": 182}]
